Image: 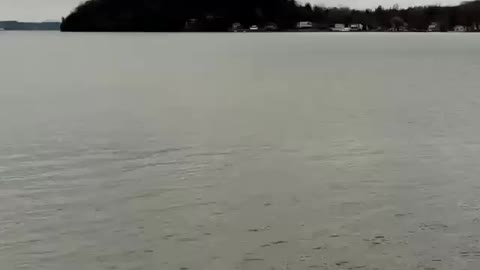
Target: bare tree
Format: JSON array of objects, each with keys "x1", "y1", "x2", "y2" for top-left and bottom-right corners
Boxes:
[{"x1": 390, "y1": 16, "x2": 405, "y2": 31}]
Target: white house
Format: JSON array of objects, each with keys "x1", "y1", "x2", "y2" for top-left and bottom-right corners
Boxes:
[
  {"x1": 297, "y1": 21, "x2": 313, "y2": 29},
  {"x1": 350, "y1": 24, "x2": 364, "y2": 31},
  {"x1": 331, "y1": 24, "x2": 349, "y2": 32}
]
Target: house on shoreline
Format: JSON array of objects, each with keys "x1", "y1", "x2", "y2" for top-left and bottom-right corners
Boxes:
[
  {"x1": 454, "y1": 25, "x2": 466, "y2": 32},
  {"x1": 296, "y1": 21, "x2": 313, "y2": 29},
  {"x1": 331, "y1": 24, "x2": 348, "y2": 32}
]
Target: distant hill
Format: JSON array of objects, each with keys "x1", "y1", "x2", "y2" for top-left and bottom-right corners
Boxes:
[
  {"x1": 61, "y1": 0, "x2": 300, "y2": 31},
  {"x1": 0, "y1": 21, "x2": 61, "y2": 31}
]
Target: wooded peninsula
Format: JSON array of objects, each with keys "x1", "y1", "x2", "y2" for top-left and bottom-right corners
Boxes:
[{"x1": 61, "y1": 0, "x2": 480, "y2": 32}]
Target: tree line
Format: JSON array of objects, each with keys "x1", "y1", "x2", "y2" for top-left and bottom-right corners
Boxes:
[{"x1": 61, "y1": 0, "x2": 480, "y2": 32}]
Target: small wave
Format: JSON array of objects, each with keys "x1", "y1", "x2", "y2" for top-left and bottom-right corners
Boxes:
[
  {"x1": 121, "y1": 160, "x2": 189, "y2": 173},
  {"x1": 309, "y1": 149, "x2": 384, "y2": 161},
  {"x1": 186, "y1": 151, "x2": 232, "y2": 157}
]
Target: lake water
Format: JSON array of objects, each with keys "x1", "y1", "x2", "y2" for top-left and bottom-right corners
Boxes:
[{"x1": 1, "y1": 32, "x2": 480, "y2": 270}]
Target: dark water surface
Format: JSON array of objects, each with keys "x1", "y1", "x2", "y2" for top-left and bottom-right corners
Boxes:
[{"x1": 1, "y1": 32, "x2": 480, "y2": 270}]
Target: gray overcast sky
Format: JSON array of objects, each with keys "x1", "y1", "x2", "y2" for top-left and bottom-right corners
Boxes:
[{"x1": 0, "y1": 0, "x2": 464, "y2": 21}]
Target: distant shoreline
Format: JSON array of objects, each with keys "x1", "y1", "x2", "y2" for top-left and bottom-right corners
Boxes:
[
  {"x1": 55, "y1": 30, "x2": 480, "y2": 33},
  {"x1": 0, "y1": 21, "x2": 60, "y2": 31},
  {"x1": 60, "y1": 0, "x2": 480, "y2": 33}
]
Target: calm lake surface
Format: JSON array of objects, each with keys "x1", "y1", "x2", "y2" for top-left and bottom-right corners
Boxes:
[{"x1": 1, "y1": 32, "x2": 480, "y2": 270}]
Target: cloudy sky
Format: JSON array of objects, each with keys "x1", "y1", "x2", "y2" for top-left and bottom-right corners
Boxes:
[{"x1": 0, "y1": 0, "x2": 464, "y2": 22}]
